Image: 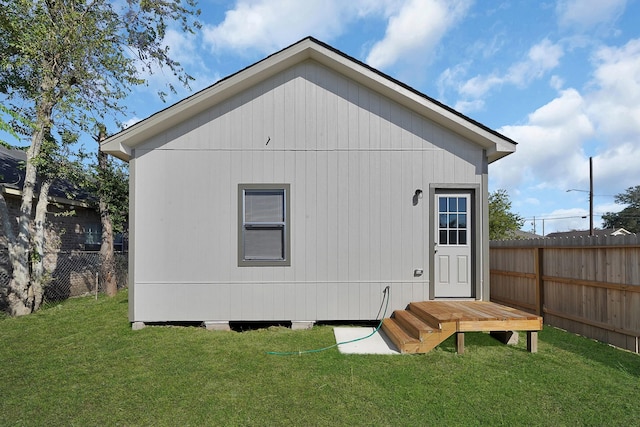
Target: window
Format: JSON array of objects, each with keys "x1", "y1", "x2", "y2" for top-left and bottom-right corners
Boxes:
[
  {"x1": 84, "y1": 224, "x2": 102, "y2": 251},
  {"x1": 438, "y1": 196, "x2": 468, "y2": 246},
  {"x1": 238, "y1": 184, "x2": 290, "y2": 266}
]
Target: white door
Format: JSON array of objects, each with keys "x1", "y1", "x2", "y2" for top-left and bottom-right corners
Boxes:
[{"x1": 434, "y1": 193, "x2": 472, "y2": 298}]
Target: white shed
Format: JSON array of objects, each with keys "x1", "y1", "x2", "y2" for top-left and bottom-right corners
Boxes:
[{"x1": 101, "y1": 37, "x2": 516, "y2": 329}]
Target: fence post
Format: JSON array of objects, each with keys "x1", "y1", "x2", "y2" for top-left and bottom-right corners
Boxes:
[{"x1": 535, "y1": 246, "x2": 544, "y2": 318}]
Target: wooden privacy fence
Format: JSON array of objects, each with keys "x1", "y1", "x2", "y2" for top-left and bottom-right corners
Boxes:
[{"x1": 490, "y1": 234, "x2": 640, "y2": 353}]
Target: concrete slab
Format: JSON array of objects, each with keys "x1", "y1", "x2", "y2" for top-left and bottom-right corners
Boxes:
[
  {"x1": 203, "y1": 321, "x2": 231, "y2": 331},
  {"x1": 291, "y1": 321, "x2": 315, "y2": 330},
  {"x1": 333, "y1": 327, "x2": 401, "y2": 355}
]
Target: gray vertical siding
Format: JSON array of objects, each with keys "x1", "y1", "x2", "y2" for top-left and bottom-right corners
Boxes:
[{"x1": 130, "y1": 60, "x2": 486, "y2": 322}]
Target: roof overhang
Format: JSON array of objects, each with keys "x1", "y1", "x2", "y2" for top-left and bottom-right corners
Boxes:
[
  {"x1": 101, "y1": 37, "x2": 516, "y2": 163},
  {"x1": 1, "y1": 186, "x2": 93, "y2": 209}
]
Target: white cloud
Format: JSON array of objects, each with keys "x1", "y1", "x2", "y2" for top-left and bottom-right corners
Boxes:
[
  {"x1": 203, "y1": 0, "x2": 471, "y2": 72},
  {"x1": 202, "y1": 0, "x2": 391, "y2": 55},
  {"x1": 556, "y1": 0, "x2": 626, "y2": 32},
  {"x1": 365, "y1": 0, "x2": 472, "y2": 69},
  {"x1": 459, "y1": 39, "x2": 564, "y2": 98},
  {"x1": 458, "y1": 74, "x2": 502, "y2": 99},
  {"x1": 128, "y1": 26, "x2": 216, "y2": 104},
  {"x1": 526, "y1": 39, "x2": 565, "y2": 76},
  {"x1": 491, "y1": 88, "x2": 594, "y2": 192},
  {"x1": 549, "y1": 75, "x2": 564, "y2": 90},
  {"x1": 454, "y1": 99, "x2": 484, "y2": 114},
  {"x1": 436, "y1": 62, "x2": 468, "y2": 99},
  {"x1": 491, "y1": 38, "x2": 640, "y2": 205},
  {"x1": 121, "y1": 117, "x2": 142, "y2": 129},
  {"x1": 164, "y1": 28, "x2": 198, "y2": 68},
  {"x1": 591, "y1": 142, "x2": 640, "y2": 191},
  {"x1": 586, "y1": 39, "x2": 640, "y2": 141}
]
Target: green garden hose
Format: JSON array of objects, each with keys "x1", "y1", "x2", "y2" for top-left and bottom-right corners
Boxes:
[{"x1": 266, "y1": 285, "x2": 391, "y2": 356}]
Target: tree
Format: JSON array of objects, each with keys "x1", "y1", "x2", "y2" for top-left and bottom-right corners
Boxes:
[
  {"x1": 602, "y1": 185, "x2": 640, "y2": 233},
  {"x1": 30, "y1": 129, "x2": 87, "y2": 306},
  {"x1": 489, "y1": 189, "x2": 524, "y2": 240},
  {"x1": 0, "y1": 0, "x2": 200, "y2": 315},
  {"x1": 94, "y1": 126, "x2": 128, "y2": 297}
]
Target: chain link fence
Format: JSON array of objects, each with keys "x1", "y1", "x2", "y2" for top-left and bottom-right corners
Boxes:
[{"x1": 0, "y1": 251, "x2": 128, "y2": 305}]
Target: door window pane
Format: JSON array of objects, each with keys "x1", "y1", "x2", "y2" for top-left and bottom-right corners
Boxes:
[
  {"x1": 458, "y1": 198, "x2": 466, "y2": 213},
  {"x1": 439, "y1": 197, "x2": 448, "y2": 212},
  {"x1": 448, "y1": 197, "x2": 457, "y2": 212},
  {"x1": 438, "y1": 195, "x2": 470, "y2": 246},
  {"x1": 439, "y1": 214, "x2": 448, "y2": 228}
]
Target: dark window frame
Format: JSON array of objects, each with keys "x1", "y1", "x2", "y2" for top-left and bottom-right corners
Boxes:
[{"x1": 238, "y1": 183, "x2": 291, "y2": 267}]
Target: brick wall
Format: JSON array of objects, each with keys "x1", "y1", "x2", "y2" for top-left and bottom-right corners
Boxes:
[
  {"x1": 2, "y1": 193, "x2": 102, "y2": 252},
  {"x1": 0, "y1": 193, "x2": 129, "y2": 303}
]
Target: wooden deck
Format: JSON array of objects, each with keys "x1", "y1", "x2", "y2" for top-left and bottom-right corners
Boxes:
[{"x1": 382, "y1": 301, "x2": 543, "y2": 354}]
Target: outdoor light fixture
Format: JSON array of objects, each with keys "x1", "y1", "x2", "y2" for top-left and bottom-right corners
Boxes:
[{"x1": 413, "y1": 189, "x2": 423, "y2": 206}]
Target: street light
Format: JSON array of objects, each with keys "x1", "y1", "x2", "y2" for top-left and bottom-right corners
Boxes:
[{"x1": 566, "y1": 157, "x2": 594, "y2": 236}]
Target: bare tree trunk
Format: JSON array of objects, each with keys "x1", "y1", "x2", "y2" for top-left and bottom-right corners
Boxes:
[
  {"x1": 8, "y1": 154, "x2": 39, "y2": 315},
  {"x1": 3, "y1": 99, "x2": 54, "y2": 315},
  {"x1": 99, "y1": 207, "x2": 117, "y2": 297},
  {"x1": 31, "y1": 180, "x2": 52, "y2": 311},
  {"x1": 97, "y1": 133, "x2": 117, "y2": 297},
  {"x1": 0, "y1": 189, "x2": 22, "y2": 313}
]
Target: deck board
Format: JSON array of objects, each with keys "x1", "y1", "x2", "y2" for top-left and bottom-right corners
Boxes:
[
  {"x1": 386, "y1": 301, "x2": 543, "y2": 353},
  {"x1": 414, "y1": 301, "x2": 542, "y2": 326}
]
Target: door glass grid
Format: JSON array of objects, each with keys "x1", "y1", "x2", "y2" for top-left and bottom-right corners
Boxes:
[{"x1": 438, "y1": 196, "x2": 468, "y2": 246}]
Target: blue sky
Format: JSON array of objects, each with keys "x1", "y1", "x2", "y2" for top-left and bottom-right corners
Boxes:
[{"x1": 10, "y1": 0, "x2": 640, "y2": 235}]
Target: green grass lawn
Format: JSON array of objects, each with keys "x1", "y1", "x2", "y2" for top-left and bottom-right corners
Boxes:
[{"x1": 1, "y1": 291, "x2": 638, "y2": 426}]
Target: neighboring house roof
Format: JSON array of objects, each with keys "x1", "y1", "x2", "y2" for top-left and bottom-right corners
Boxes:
[
  {"x1": 513, "y1": 230, "x2": 543, "y2": 239},
  {"x1": 0, "y1": 145, "x2": 94, "y2": 207},
  {"x1": 489, "y1": 230, "x2": 543, "y2": 241},
  {"x1": 101, "y1": 37, "x2": 517, "y2": 163},
  {"x1": 545, "y1": 228, "x2": 632, "y2": 238}
]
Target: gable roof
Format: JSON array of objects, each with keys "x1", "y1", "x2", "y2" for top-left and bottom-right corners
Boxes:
[
  {"x1": 101, "y1": 37, "x2": 517, "y2": 163},
  {"x1": 545, "y1": 228, "x2": 632, "y2": 239},
  {"x1": 0, "y1": 145, "x2": 94, "y2": 207}
]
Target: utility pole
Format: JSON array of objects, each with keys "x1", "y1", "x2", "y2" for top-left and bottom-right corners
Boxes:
[{"x1": 589, "y1": 156, "x2": 593, "y2": 236}]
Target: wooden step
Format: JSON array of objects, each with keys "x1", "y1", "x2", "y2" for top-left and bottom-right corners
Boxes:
[
  {"x1": 383, "y1": 301, "x2": 542, "y2": 354},
  {"x1": 383, "y1": 314, "x2": 458, "y2": 354},
  {"x1": 408, "y1": 301, "x2": 451, "y2": 328},
  {"x1": 381, "y1": 318, "x2": 421, "y2": 353},
  {"x1": 393, "y1": 309, "x2": 437, "y2": 341}
]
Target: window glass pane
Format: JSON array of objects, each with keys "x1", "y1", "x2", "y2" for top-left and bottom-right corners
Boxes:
[
  {"x1": 448, "y1": 214, "x2": 458, "y2": 228},
  {"x1": 439, "y1": 197, "x2": 447, "y2": 213},
  {"x1": 458, "y1": 214, "x2": 467, "y2": 229},
  {"x1": 458, "y1": 230, "x2": 467, "y2": 245},
  {"x1": 439, "y1": 230, "x2": 448, "y2": 245},
  {"x1": 449, "y1": 230, "x2": 457, "y2": 245},
  {"x1": 244, "y1": 227, "x2": 284, "y2": 260},
  {"x1": 448, "y1": 197, "x2": 457, "y2": 212},
  {"x1": 245, "y1": 190, "x2": 284, "y2": 222},
  {"x1": 458, "y1": 197, "x2": 467, "y2": 213},
  {"x1": 439, "y1": 214, "x2": 448, "y2": 228},
  {"x1": 85, "y1": 224, "x2": 102, "y2": 244}
]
